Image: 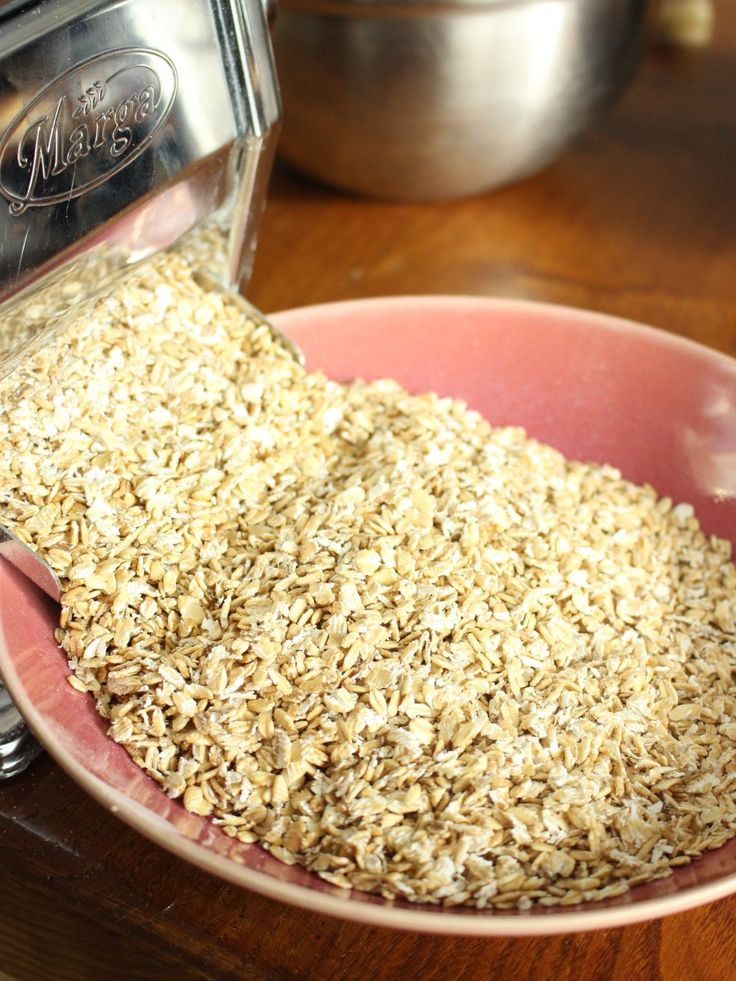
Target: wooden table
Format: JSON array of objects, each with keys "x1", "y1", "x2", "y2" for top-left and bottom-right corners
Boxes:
[{"x1": 2, "y1": 11, "x2": 736, "y2": 980}]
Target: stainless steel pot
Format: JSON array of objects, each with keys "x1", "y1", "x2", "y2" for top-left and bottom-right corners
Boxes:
[{"x1": 272, "y1": 0, "x2": 650, "y2": 201}]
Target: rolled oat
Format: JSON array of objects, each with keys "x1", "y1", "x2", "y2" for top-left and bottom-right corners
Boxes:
[{"x1": 2, "y1": 252, "x2": 735, "y2": 908}]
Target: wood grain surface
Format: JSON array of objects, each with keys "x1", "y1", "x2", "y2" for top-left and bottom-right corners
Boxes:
[{"x1": 2, "y1": 7, "x2": 736, "y2": 980}]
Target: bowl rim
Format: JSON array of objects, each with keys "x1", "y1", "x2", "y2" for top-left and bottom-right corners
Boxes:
[
  {"x1": 5, "y1": 292, "x2": 736, "y2": 936},
  {"x1": 270, "y1": 292, "x2": 736, "y2": 378}
]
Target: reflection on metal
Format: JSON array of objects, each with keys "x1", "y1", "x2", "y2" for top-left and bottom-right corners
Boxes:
[
  {"x1": 0, "y1": 0, "x2": 281, "y2": 380},
  {"x1": 0, "y1": 687, "x2": 41, "y2": 778},
  {"x1": 0, "y1": 524, "x2": 61, "y2": 601}
]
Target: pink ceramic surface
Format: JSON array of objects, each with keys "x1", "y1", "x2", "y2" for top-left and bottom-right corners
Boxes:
[{"x1": 2, "y1": 295, "x2": 736, "y2": 936}]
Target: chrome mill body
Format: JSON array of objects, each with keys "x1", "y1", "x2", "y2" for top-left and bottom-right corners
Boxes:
[{"x1": 0, "y1": 0, "x2": 281, "y2": 776}]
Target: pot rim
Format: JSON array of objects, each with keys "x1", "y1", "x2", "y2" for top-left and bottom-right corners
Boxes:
[{"x1": 277, "y1": 0, "x2": 645, "y2": 16}]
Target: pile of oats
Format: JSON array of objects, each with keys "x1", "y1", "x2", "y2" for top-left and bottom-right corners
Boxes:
[
  {"x1": 0, "y1": 247, "x2": 130, "y2": 381},
  {"x1": 2, "y1": 252, "x2": 736, "y2": 909}
]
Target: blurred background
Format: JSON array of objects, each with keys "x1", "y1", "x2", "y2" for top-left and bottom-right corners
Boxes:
[{"x1": 248, "y1": 0, "x2": 731, "y2": 352}]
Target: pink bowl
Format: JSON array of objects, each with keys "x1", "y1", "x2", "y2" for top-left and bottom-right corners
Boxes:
[{"x1": 3, "y1": 296, "x2": 736, "y2": 935}]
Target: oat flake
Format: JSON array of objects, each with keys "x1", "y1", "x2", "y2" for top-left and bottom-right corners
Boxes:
[{"x1": 2, "y1": 252, "x2": 736, "y2": 908}]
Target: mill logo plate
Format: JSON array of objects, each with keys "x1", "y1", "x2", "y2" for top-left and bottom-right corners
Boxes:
[{"x1": 0, "y1": 48, "x2": 178, "y2": 215}]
